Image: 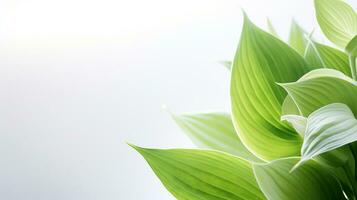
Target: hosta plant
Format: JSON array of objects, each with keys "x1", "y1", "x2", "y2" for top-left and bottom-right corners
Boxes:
[{"x1": 130, "y1": 0, "x2": 357, "y2": 199}]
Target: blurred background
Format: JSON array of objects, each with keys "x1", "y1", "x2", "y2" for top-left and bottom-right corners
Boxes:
[{"x1": 0, "y1": 0, "x2": 355, "y2": 199}]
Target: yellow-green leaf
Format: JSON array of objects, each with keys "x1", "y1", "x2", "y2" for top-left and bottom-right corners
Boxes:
[
  {"x1": 346, "y1": 36, "x2": 357, "y2": 57},
  {"x1": 304, "y1": 41, "x2": 352, "y2": 76},
  {"x1": 280, "y1": 68, "x2": 357, "y2": 116},
  {"x1": 314, "y1": 0, "x2": 357, "y2": 48},
  {"x1": 231, "y1": 14, "x2": 312, "y2": 160},
  {"x1": 253, "y1": 157, "x2": 345, "y2": 200},
  {"x1": 267, "y1": 18, "x2": 279, "y2": 38},
  {"x1": 132, "y1": 146, "x2": 266, "y2": 200},
  {"x1": 219, "y1": 60, "x2": 232, "y2": 70},
  {"x1": 289, "y1": 20, "x2": 308, "y2": 56},
  {"x1": 293, "y1": 103, "x2": 357, "y2": 170},
  {"x1": 172, "y1": 112, "x2": 261, "y2": 162}
]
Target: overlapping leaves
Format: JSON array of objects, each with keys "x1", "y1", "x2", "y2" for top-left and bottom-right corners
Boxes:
[
  {"x1": 131, "y1": 0, "x2": 357, "y2": 199},
  {"x1": 172, "y1": 112, "x2": 261, "y2": 162},
  {"x1": 254, "y1": 158, "x2": 345, "y2": 200},
  {"x1": 314, "y1": 0, "x2": 357, "y2": 48},
  {"x1": 282, "y1": 103, "x2": 357, "y2": 170},
  {"x1": 230, "y1": 14, "x2": 310, "y2": 161}
]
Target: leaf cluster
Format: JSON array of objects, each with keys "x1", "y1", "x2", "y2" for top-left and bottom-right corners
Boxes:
[{"x1": 131, "y1": 0, "x2": 357, "y2": 199}]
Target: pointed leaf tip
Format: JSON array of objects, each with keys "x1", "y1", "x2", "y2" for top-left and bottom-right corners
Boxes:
[
  {"x1": 276, "y1": 82, "x2": 295, "y2": 90},
  {"x1": 128, "y1": 143, "x2": 148, "y2": 155},
  {"x1": 135, "y1": 148, "x2": 267, "y2": 200},
  {"x1": 231, "y1": 11, "x2": 309, "y2": 160},
  {"x1": 289, "y1": 19, "x2": 308, "y2": 55},
  {"x1": 161, "y1": 104, "x2": 175, "y2": 118},
  {"x1": 346, "y1": 36, "x2": 357, "y2": 56},
  {"x1": 297, "y1": 103, "x2": 357, "y2": 167},
  {"x1": 127, "y1": 143, "x2": 140, "y2": 150},
  {"x1": 241, "y1": 9, "x2": 248, "y2": 19},
  {"x1": 218, "y1": 60, "x2": 232, "y2": 70},
  {"x1": 278, "y1": 68, "x2": 357, "y2": 116},
  {"x1": 241, "y1": 11, "x2": 253, "y2": 28},
  {"x1": 314, "y1": 0, "x2": 357, "y2": 48},
  {"x1": 267, "y1": 18, "x2": 279, "y2": 38}
]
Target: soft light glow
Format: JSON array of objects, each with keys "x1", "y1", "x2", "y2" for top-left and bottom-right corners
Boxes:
[{"x1": 0, "y1": 0, "x2": 233, "y2": 45}]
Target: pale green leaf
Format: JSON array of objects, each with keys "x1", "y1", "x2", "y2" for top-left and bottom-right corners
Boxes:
[
  {"x1": 292, "y1": 103, "x2": 357, "y2": 169},
  {"x1": 231, "y1": 14, "x2": 312, "y2": 160},
  {"x1": 304, "y1": 42, "x2": 323, "y2": 67},
  {"x1": 289, "y1": 20, "x2": 308, "y2": 55},
  {"x1": 314, "y1": 0, "x2": 357, "y2": 48},
  {"x1": 253, "y1": 157, "x2": 345, "y2": 200},
  {"x1": 281, "y1": 95, "x2": 300, "y2": 115},
  {"x1": 266, "y1": 18, "x2": 279, "y2": 38},
  {"x1": 280, "y1": 68, "x2": 357, "y2": 117},
  {"x1": 281, "y1": 96, "x2": 306, "y2": 136},
  {"x1": 281, "y1": 115, "x2": 306, "y2": 137},
  {"x1": 279, "y1": 69, "x2": 357, "y2": 173},
  {"x1": 131, "y1": 146, "x2": 266, "y2": 200},
  {"x1": 219, "y1": 61, "x2": 232, "y2": 70},
  {"x1": 172, "y1": 112, "x2": 261, "y2": 162},
  {"x1": 280, "y1": 102, "x2": 356, "y2": 192},
  {"x1": 304, "y1": 41, "x2": 352, "y2": 76},
  {"x1": 346, "y1": 36, "x2": 357, "y2": 57}
]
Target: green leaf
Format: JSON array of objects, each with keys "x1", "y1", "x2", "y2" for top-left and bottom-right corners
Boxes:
[
  {"x1": 346, "y1": 36, "x2": 357, "y2": 57},
  {"x1": 280, "y1": 102, "x2": 354, "y2": 170},
  {"x1": 266, "y1": 18, "x2": 279, "y2": 38},
  {"x1": 219, "y1": 61, "x2": 232, "y2": 70},
  {"x1": 314, "y1": 0, "x2": 357, "y2": 48},
  {"x1": 304, "y1": 42, "x2": 323, "y2": 67},
  {"x1": 293, "y1": 103, "x2": 357, "y2": 169},
  {"x1": 307, "y1": 145, "x2": 356, "y2": 199},
  {"x1": 281, "y1": 95, "x2": 300, "y2": 115},
  {"x1": 349, "y1": 143, "x2": 357, "y2": 176},
  {"x1": 230, "y1": 14, "x2": 311, "y2": 160},
  {"x1": 281, "y1": 97, "x2": 306, "y2": 137},
  {"x1": 279, "y1": 69, "x2": 357, "y2": 173},
  {"x1": 315, "y1": 146, "x2": 354, "y2": 168},
  {"x1": 288, "y1": 20, "x2": 308, "y2": 55},
  {"x1": 318, "y1": 153, "x2": 357, "y2": 200},
  {"x1": 172, "y1": 112, "x2": 261, "y2": 162},
  {"x1": 280, "y1": 68, "x2": 357, "y2": 117},
  {"x1": 304, "y1": 41, "x2": 352, "y2": 76},
  {"x1": 253, "y1": 157, "x2": 345, "y2": 200},
  {"x1": 280, "y1": 102, "x2": 356, "y2": 192},
  {"x1": 131, "y1": 146, "x2": 266, "y2": 200}
]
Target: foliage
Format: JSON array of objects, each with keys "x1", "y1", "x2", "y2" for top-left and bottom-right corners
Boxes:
[{"x1": 131, "y1": 0, "x2": 357, "y2": 199}]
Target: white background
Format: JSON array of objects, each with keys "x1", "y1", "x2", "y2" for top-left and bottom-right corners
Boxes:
[{"x1": 0, "y1": 0, "x2": 356, "y2": 199}]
